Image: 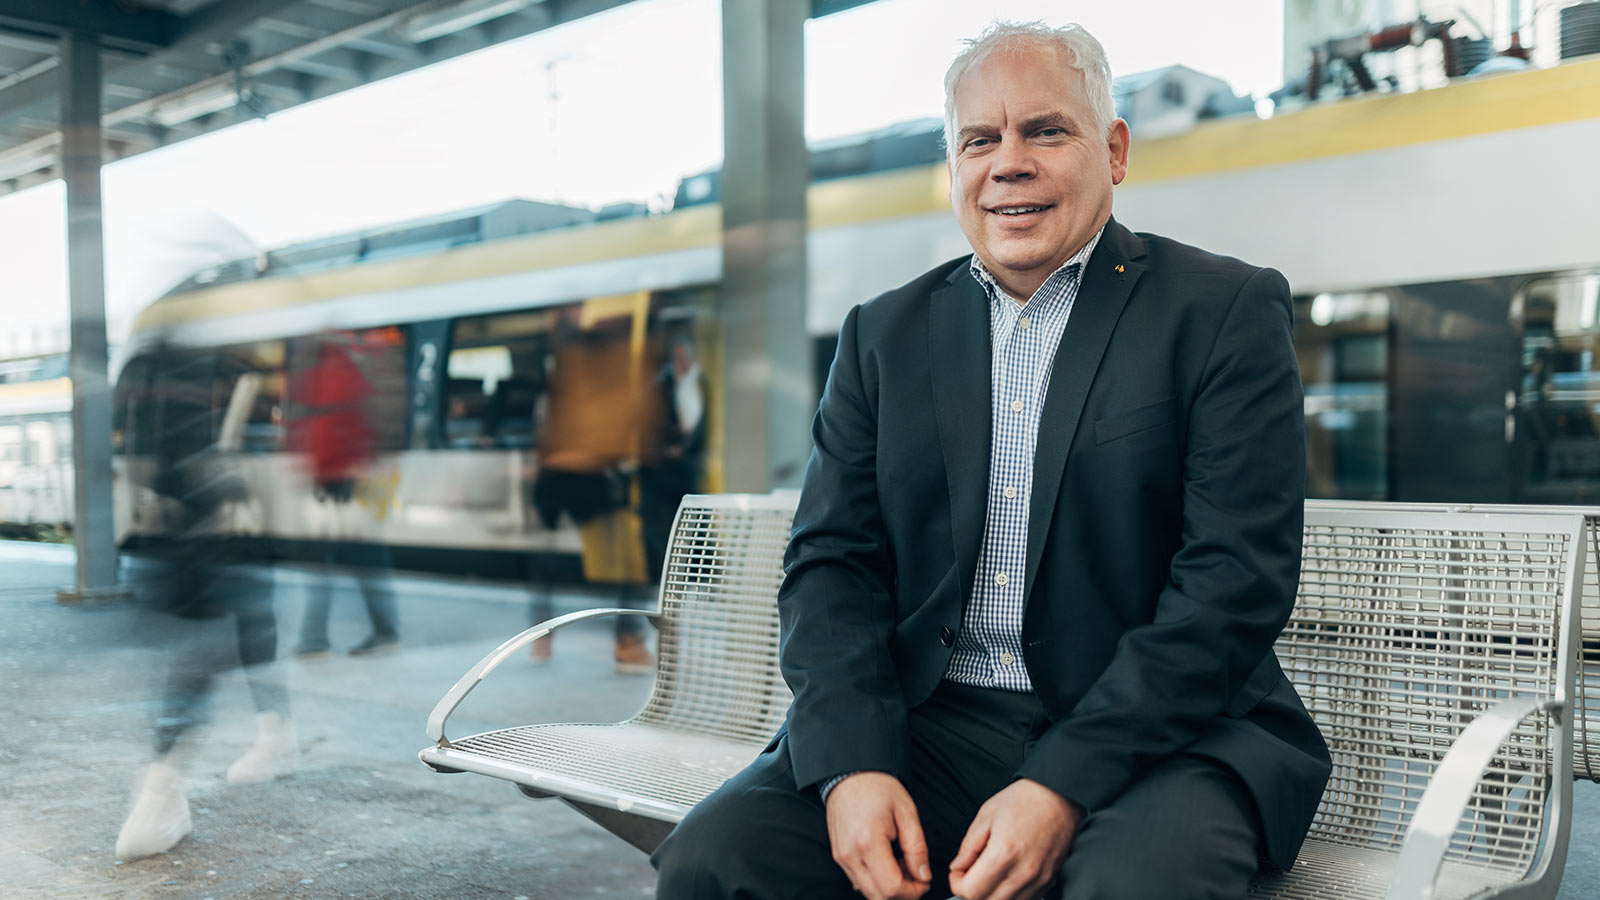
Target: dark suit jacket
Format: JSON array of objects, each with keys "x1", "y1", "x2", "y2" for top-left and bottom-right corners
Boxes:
[{"x1": 775, "y1": 217, "x2": 1332, "y2": 870}]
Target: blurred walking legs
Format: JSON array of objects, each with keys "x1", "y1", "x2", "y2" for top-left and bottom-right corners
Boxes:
[
  {"x1": 293, "y1": 492, "x2": 400, "y2": 657},
  {"x1": 294, "y1": 541, "x2": 400, "y2": 657},
  {"x1": 526, "y1": 554, "x2": 650, "y2": 673},
  {"x1": 118, "y1": 553, "x2": 295, "y2": 861}
]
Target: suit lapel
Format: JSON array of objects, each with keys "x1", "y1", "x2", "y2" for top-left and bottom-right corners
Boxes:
[
  {"x1": 929, "y1": 265, "x2": 992, "y2": 599},
  {"x1": 1023, "y1": 220, "x2": 1148, "y2": 608}
]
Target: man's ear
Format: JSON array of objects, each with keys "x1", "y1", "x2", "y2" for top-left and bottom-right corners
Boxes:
[{"x1": 1108, "y1": 118, "x2": 1130, "y2": 185}]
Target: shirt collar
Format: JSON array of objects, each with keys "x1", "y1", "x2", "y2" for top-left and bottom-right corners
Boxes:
[{"x1": 969, "y1": 225, "x2": 1105, "y2": 307}]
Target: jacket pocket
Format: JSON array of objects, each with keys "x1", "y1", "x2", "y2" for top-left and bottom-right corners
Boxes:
[{"x1": 1094, "y1": 396, "x2": 1178, "y2": 445}]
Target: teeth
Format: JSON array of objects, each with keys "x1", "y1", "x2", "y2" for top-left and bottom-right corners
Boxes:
[{"x1": 996, "y1": 206, "x2": 1045, "y2": 215}]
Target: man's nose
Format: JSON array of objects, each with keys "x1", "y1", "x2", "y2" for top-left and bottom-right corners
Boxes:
[{"x1": 990, "y1": 136, "x2": 1036, "y2": 181}]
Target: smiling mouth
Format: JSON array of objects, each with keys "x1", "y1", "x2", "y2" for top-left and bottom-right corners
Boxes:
[{"x1": 988, "y1": 204, "x2": 1053, "y2": 216}]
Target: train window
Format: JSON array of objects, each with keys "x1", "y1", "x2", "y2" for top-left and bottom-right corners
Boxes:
[
  {"x1": 0, "y1": 425, "x2": 21, "y2": 464},
  {"x1": 0, "y1": 358, "x2": 40, "y2": 383},
  {"x1": 112, "y1": 354, "x2": 160, "y2": 457},
  {"x1": 446, "y1": 313, "x2": 551, "y2": 450},
  {"x1": 1516, "y1": 274, "x2": 1600, "y2": 501},
  {"x1": 215, "y1": 342, "x2": 289, "y2": 453},
  {"x1": 1295, "y1": 291, "x2": 1389, "y2": 500},
  {"x1": 25, "y1": 421, "x2": 56, "y2": 466},
  {"x1": 353, "y1": 327, "x2": 408, "y2": 453}
]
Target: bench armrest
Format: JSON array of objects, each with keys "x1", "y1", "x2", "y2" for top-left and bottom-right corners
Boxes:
[
  {"x1": 1386, "y1": 695, "x2": 1564, "y2": 900},
  {"x1": 425, "y1": 607, "x2": 659, "y2": 746}
]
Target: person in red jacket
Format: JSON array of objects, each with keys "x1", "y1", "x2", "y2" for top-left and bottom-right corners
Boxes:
[{"x1": 286, "y1": 336, "x2": 400, "y2": 657}]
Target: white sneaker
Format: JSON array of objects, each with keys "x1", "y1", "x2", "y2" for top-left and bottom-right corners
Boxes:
[
  {"x1": 115, "y1": 762, "x2": 191, "y2": 860},
  {"x1": 226, "y1": 711, "x2": 299, "y2": 784}
]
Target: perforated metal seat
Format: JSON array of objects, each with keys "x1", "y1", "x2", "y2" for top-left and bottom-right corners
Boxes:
[
  {"x1": 1249, "y1": 507, "x2": 1585, "y2": 900},
  {"x1": 1310, "y1": 499, "x2": 1600, "y2": 784},
  {"x1": 419, "y1": 492, "x2": 796, "y2": 850}
]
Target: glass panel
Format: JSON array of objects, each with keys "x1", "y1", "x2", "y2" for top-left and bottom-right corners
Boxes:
[
  {"x1": 0, "y1": 424, "x2": 22, "y2": 464},
  {"x1": 445, "y1": 310, "x2": 554, "y2": 450},
  {"x1": 1517, "y1": 275, "x2": 1600, "y2": 501},
  {"x1": 24, "y1": 420, "x2": 55, "y2": 465},
  {"x1": 1295, "y1": 291, "x2": 1390, "y2": 500},
  {"x1": 214, "y1": 341, "x2": 289, "y2": 453}
]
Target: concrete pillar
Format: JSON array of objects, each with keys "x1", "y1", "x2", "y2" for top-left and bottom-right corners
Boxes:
[
  {"x1": 59, "y1": 30, "x2": 120, "y2": 599},
  {"x1": 718, "y1": 0, "x2": 811, "y2": 492}
]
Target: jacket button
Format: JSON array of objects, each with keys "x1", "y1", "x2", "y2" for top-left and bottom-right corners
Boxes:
[{"x1": 939, "y1": 626, "x2": 954, "y2": 647}]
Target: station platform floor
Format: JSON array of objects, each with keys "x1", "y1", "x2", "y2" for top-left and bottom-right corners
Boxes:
[
  {"x1": 4, "y1": 539, "x2": 1600, "y2": 899},
  {"x1": 0, "y1": 540, "x2": 659, "y2": 899}
]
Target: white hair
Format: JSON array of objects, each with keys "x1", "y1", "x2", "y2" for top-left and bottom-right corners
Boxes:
[{"x1": 942, "y1": 21, "x2": 1117, "y2": 155}]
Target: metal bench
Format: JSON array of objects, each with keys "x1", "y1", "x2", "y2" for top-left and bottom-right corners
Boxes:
[
  {"x1": 1249, "y1": 506, "x2": 1586, "y2": 900},
  {"x1": 1308, "y1": 499, "x2": 1600, "y2": 785},
  {"x1": 420, "y1": 501, "x2": 1588, "y2": 900},
  {"x1": 419, "y1": 492, "x2": 797, "y2": 853}
]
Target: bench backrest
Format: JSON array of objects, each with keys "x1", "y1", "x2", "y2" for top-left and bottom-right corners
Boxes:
[
  {"x1": 1310, "y1": 499, "x2": 1600, "y2": 783},
  {"x1": 1283, "y1": 507, "x2": 1583, "y2": 879},
  {"x1": 632, "y1": 492, "x2": 798, "y2": 743}
]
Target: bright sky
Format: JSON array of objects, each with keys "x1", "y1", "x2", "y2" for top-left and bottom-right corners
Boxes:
[{"x1": 0, "y1": 0, "x2": 1281, "y2": 344}]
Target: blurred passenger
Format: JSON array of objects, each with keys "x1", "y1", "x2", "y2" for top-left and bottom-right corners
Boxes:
[
  {"x1": 116, "y1": 347, "x2": 296, "y2": 861},
  {"x1": 638, "y1": 334, "x2": 707, "y2": 586},
  {"x1": 525, "y1": 313, "x2": 661, "y2": 673},
  {"x1": 285, "y1": 337, "x2": 400, "y2": 658}
]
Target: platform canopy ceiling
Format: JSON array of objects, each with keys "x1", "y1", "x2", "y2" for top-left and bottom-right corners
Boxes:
[{"x1": 0, "y1": 0, "x2": 875, "y2": 197}]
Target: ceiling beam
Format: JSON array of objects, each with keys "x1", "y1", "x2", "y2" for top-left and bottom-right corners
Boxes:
[
  {"x1": 168, "y1": 0, "x2": 303, "y2": 53},
  {"x1": 0, "y1": 0, "x2": 180, "y2": 54},
  {"x1": 0, "y1": 29, "x2": 58, "y2": 53},
  {"x1": 305, "y1": 0, "x2": 383, "y2": 15},
  {"x1": 810, "y1": 0, "x2": 879, "y2": 18}
]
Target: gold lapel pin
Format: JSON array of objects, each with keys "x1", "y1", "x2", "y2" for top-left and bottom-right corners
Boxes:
[{"x1": 1114, "y1": 264, "x2": 1125, "y2": 274}]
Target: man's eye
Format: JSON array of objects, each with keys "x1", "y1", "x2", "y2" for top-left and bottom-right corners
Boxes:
[
  {"x1": 1037, "y1": 127, "x2": 1065, "y2": 137},
  {"x1": 967, "y1": 137, "x2": 994, "y2": 149}
]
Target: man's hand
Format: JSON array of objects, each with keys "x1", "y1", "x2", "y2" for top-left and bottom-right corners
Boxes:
[
  {"x1": 825, "y1": 771, "x2": 932, "y2": 900},
  {"x1": 947, "y1": 779, "x2": 1082, "y2": 900}
]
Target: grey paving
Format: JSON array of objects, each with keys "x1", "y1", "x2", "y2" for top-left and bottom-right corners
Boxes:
[{"x1": 0, "y1": 542, "x2": 659, "y2": 899}]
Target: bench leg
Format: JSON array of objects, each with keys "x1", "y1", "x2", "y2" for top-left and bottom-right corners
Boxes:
[{"x1": 561, "y1": 798, "x2": 675, "y2": 855}]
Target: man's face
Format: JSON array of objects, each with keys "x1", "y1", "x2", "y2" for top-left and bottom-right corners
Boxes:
[{"x1": 948, "y1": 44, "x2": 1129, "y2": 300}]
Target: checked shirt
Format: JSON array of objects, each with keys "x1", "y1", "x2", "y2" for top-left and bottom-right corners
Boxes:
[
  {"x1": 944, "y1": 228, "x2": 1103, "y2": 693},
  {"x1": 817, "y1": 228, "x2": 1104, "y2": 799}
]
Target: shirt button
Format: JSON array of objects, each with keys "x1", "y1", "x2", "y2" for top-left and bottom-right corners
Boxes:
[
  {"x1": 1003, "y1": 486, "x2": 1017, "y2": 499},
  {"x1": 1010, "y1": 399, "x2": 1023, "y2": 412},
  {"x1": 999, "y1": 652, "x2": 1015, "y2": 667},
  {"x1": 995, "y1": 572, "x2": 1008, "y2": 586},
  {"x1": 1018, "y1": 316, "x2": 1030, "y2": 330}
]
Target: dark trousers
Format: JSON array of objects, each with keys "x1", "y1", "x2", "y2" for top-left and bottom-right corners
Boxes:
[
  {"x1": 150, "y1": 562, "x2": 286, "y2": 756},
  {"x1": 652, "y1": 680, "x2": 1263, "y2": 900},
  {"x1": 297, "y1": 540, "x2": 400, "y2": 649}
]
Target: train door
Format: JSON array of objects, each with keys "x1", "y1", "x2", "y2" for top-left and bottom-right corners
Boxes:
[
  {"x1": 1388, "y1": 278, "x2": 1518, "y2": 504},
  {"x1": 407, "y1": 320, "x2": 450, "y2": 450},
  {"x1": 1511, "y1": 273, "x2": 1600, "y2": 503},
  {"x1": 1293, "y1": 291, "x2": 1391, "y2": 500}
]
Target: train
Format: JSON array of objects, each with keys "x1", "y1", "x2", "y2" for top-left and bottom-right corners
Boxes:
[
  {"x1": 0, "y1": 358, "x2": 72, "y2": 539},
  {"x1": 4, "y1": 51, "x2": 1599, "y2": 579}
]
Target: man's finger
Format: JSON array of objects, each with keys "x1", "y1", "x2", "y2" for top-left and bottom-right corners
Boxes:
[
  {"x1": 860, "y1": 834, "x2": 912, "y2": 900},
  {"x1": 893, "y1": 801, "x2": 932, "y2": 883},
  {"x1": 949, "y1": 815, "x2": 990, "y2": 875},
  {"x1": 949, "y1": 844, "x2": 1007, "y2": 900}
]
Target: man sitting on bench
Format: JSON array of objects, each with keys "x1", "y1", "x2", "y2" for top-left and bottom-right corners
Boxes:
[{"x1": 652, "y1": 20, "x2": 1330, "y2": 900}]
